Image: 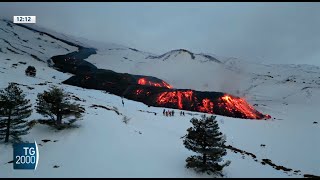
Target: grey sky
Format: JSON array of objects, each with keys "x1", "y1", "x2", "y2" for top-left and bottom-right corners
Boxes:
[{"x1": 1, "y1": 2, "x2": 320, "y2": 65}]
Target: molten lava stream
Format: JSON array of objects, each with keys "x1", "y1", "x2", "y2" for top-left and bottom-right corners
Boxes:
[
  {"x1": 137, "y1": 78, "x2": 173, "y2": 89},
  {"x1": 138, "y1": 78, "x2": 147, "y2": 85},
  {"x1": 221, "y1": 94, "x2": 270, "y2": 119},
  {"x1": 162, "y1": 81, "x2": 173, "y2": 89},
  {"x1": 198, "y1": 98, "x2": 214, "y2": 114},
  {"x1": 135, "y1": 79, "x2": 269, "y2": 119},
  {"x1": 156, "y1": 90, "x2": 194, "y2": 109}
]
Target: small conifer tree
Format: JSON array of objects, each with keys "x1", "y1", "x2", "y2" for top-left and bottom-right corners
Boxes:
[
  {"x1": 183, "y1": 115, "x2": 230, "y2": 176},
  {"x1": 0, "y1": 83, "x2": 32, "y2": 143}
]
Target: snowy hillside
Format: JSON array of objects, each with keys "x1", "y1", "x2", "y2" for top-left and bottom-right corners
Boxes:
[{"x1": 0, "y1": 19, "x2": 319, "y2": 178}]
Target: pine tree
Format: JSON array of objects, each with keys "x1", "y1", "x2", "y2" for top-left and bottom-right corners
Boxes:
[
  {"x1": 35, "y1": 86, "x2": 84, "y2": 129},
  {"x1": 183, "y1": 115, "x2": 230, "y2": 176},
  {"x1": 0, "y1": 83, "x2": 32, "y2": 143}
]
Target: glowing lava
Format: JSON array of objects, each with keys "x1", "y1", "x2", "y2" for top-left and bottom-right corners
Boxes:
[
  {"x1": 138, "y1": 78, "x2": 147, "y2": 85},
  {"x1": 198, "y1": 98, "x2": 214, "y2": 114},
  {"x1": 154, "y1": 91, "x2": 271, "y2": 119},
  {"x1": 136, "y1": 89, "x2": 144, "y2": 95},
  {"x1": 162, "y1": 81, "x2": 173, "y2": 89},
  {"x1": 220, "y1": 94, "x2": 270, "y2": 119},
  {"x1": 156, "y1": 90, "x2": 194, "y2": 109},
  {"x1": 137, "y1": 78, "x2": 173, "y2": 89}
]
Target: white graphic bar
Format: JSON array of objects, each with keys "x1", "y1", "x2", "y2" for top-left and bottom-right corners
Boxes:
[{"x1": 13, "y1": 16, "x2": 36, "y2": 24}]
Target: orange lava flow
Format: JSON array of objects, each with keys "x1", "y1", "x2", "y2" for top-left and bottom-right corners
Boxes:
[
  {"x1": 137, "y1": 78, "x2": 173, "y2": 89},
  {"x1": 132, "y1": 83, "x2": 270, "y2": 119},
  {"x1": 156, "y1": 90, "x2": 194, "y2": 109},
  {"x1": 198, "y1": 98, "x2": 214, "y2": 114},
  {"x1": 162, "y1": 81, "x2": 173, "y2": 89},
  {"x1": 138, "y1": 78, "x2": 147, "y2": 85},
  {"x1": 136, "y1": 89, "x2": 144, "y2": 95},
  {"x1": 220, "y1": 94, "x2": 269, "y2": 119}
]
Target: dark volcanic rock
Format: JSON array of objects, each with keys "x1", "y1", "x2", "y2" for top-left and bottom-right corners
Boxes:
[
  {"x1": 6, "y1": 160, "x2": 14, "y2": 164},
  {"x1": 41, "y1": 139, "x2": 51, "y2": 143},
  {"x1": 304, "y1": 174, "x2": 320, "y2": 178},
  {"x1": 51, "y1": 47, "x2": 97, "y2": 75}
]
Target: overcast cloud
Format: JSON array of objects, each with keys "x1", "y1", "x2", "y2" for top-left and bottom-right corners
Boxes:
[{"x1": 1, "y1": 2, "x2": 320, "y2": 65}]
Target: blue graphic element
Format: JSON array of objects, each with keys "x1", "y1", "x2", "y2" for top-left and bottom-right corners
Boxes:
[{"x1": 13, "y1": 142, "x2": 39, "y2": 170}]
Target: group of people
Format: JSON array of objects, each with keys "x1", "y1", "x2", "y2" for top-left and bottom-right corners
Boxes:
[
  {"x1": 163, "y1": 109, "x2": 185, "y2": 116},
  {"x1": 163, "y1": 109, "x2": 175, "y2": 116}
]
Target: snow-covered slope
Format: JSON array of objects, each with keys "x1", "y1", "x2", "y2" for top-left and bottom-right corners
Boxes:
[{"x1": 0, "y1": 19, "x2": 319, "y2": 178}]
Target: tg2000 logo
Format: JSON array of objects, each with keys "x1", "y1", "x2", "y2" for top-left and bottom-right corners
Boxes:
[{"x1": 13, "y1": 142, "x2": 39, "y2": 170}]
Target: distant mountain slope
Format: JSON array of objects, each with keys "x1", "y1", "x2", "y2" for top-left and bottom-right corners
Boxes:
[
  {"x1": 0, "y1": 19, "x2": 78, "y2": 63},
  {"x1": 146, "y1": 49, "x2": 221, "y2": 63}
]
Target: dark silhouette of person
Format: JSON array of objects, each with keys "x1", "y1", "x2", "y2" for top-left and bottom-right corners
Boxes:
[
  {"x1": 163, "y1": 109, "x2": 166, "y2": 116},
  {"x1": 122, "y1": 99, "x2": 124, "y2": 107},
  {"x1": 172, "y1": 110, "x2": 174, "y2": 116}
]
